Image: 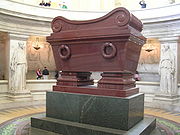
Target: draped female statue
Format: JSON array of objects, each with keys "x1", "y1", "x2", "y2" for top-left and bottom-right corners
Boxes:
[
  {"x1": 159, "y1": 45, "x2": 175, "y2": 94},
  {"x1": 10, "y1": 42, "x2": 28, "y2": 93}
]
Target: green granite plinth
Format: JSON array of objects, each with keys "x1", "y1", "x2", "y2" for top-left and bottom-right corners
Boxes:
[
  {"x1": 31, "y1": 117, "x2": 156, "y2": 135},
  {"x1": 31, "y1": 92, "x2": 156, "y2": 134},
  {"x1": 46, "y1": 92, "x2": 144, "y2": 130}
]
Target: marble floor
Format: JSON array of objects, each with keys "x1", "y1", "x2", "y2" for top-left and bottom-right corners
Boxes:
[{"x1": 0, "y1": 105, "x2": 179, "y2": 135}]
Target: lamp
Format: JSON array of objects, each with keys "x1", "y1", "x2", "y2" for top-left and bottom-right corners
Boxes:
[
  {"x1": 143, "y1": 40, "x2": 156, "y2": 52},
  {"x1": 28, "y1": 36, "x2": 47, "y2": 50},
  {"x1": 32, "y1": 37, "x2": 41, "y2": 50}
]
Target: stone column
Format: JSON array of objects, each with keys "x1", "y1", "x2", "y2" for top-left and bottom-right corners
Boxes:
[
  {"x1": 155, "y1": 37, "x2": 180, "y2": 111},
  {"x1": 8, "y1": 33, "x2": 31, "y2": 100}
]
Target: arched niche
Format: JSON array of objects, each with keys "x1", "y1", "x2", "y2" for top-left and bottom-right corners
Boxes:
[
  {"x1": 26, "y1": 35, "x2": 56, "y2": 79},
  {"x1": 139, "y1": 38, "x2": 160, "y2": 64},
  {"x1": 138, "y1": 38, "x2": 160, "y2": 81}
]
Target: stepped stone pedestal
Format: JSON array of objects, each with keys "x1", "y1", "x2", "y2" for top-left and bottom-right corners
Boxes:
[
  {"x1": 31, "y1": 92, "x2": 155, "y2": 135},
  {"x1": 31, "y1": 7, "x2": 156, "y2": 135}
]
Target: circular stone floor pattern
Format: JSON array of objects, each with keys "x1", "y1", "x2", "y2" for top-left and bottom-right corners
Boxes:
[{"x1": 0, "y1": 107, "x2": 179, "y2": 135}]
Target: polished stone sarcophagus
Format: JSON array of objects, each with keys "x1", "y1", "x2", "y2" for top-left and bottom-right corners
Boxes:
[
  {"x1": 31, "y1": 7, "x2": 156, "y2": 135},
  {"x1": 47, "y1": 7, "x2": 145, "y2": 73},
  {"x1": 46, "y1": 8, "x2": 146, "y2": 97}
]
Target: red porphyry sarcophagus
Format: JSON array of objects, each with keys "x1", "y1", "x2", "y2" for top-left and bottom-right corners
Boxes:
[{"x1": 47, "y1": 7, "x2": 146, "y2": 97}]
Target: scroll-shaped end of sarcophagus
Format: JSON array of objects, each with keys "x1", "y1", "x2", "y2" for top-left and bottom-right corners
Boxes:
[{"x1": 50, "y1": 7, "x2": 143, "y2": 34}]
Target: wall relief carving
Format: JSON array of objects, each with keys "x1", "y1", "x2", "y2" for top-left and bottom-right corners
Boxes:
[
  {"x1": 139, "y1": 38, "x2": 160, "y2": 64},
  {"x1": 27, "y1": 36, "x2": 56, "y2": 71}
]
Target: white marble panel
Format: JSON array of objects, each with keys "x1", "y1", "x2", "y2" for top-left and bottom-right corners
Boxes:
[
  {"x1": 0, "y1": 80, "x2": 8, "y2": 93},
  {"x1": 26, "y1": 79, "x2": 56, "y2": 91}
]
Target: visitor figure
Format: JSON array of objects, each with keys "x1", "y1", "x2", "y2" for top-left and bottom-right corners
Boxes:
[
  {"x1": 36, "y1": 68, "x2": 42, "y2": 79},
  {"x1": 62, "y1": 2, "x2": 68, "y2": 9},
  {"x1": 42, "y1": 67, "x2": 49, "y2": 79},
  {"x1": 10, "y1": 42, "x2": 28, "y2": 92},
  {"x1": 55, "y1": 70, "x2": 59, "y2": 79},
  {"x1": 134, "y1": 71, "x2": 141, "y2": 81},
  {"x1": 159, "y1": 45, "x2": 175, "y2": 94},
  {"x1": 169, "y1": 0, "x2": 175, "y2": 4},
  {"x1": 45, "y1": 1, "x2": 51, "y2": 6},
  {"x1": 139, "y1": 0, "x2": 146, "y2": 8},
  {"x1": 39, "y1": 0, "x2": 45, "y2": 6}
]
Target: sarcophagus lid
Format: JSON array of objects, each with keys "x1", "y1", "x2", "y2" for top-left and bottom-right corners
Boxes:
[{"x1": 47, "y1": 7, "x2": 146, "y2": 73}]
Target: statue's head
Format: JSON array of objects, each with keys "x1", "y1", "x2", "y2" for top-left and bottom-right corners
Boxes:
[{"x1": 163, "y1": 45, "x2": 170, "y2": 52}]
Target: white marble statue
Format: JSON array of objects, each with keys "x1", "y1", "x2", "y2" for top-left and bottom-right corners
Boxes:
[
  {"x1": 10, "y1": 42, "x2": 28, "y2": 93},
  {"x1": 158, "y1": 45, "x2": 175, "y2": 94}
]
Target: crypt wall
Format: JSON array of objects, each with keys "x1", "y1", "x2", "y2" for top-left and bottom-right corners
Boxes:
[{"x1": 0, "y1": 0, "x2": 180, "y2": 110}]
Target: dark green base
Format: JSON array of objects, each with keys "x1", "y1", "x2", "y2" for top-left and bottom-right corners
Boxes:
[
  {"x1": 31, "y1": 92, "x2": 155, "y2": 134},
  {"x1": 31, "y1": 117, "x2": 156, "y2": 135},
  {"x1": 46, "y1": 92, "x2": 144, "y2": 130}
]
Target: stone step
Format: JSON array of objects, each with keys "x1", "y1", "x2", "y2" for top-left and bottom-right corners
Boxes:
[
  {"x1": 0, "y1": 93, "x2": 8, "y2": 100},
  {"x1": 31, "y1": 117, "x2": 156, "y2": 135}
]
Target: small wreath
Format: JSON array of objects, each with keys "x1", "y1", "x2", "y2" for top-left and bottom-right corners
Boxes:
[
  {"x1": 58, "y1": 45, "x2": 71, "y2": 60},
  {"x1": 101, "y1": 42, "x2": 117, "y2": 59}
]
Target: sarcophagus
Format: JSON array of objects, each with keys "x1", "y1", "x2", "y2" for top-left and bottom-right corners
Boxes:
[
  {"x1": 31, "y1": 8, "x2": 156, "y2": 135},
  {"x1": 47, "y1": 7, "x2": 145, "y2": 72},
  {"x1": 47, "y1": 7, "x2": 146, "y2": 97}
]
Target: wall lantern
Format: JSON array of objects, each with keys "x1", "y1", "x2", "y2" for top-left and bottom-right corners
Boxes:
[
  {"x1": 28, "y1": 36, "x2": 46, "y2": 50},
  {"x1": 143, "y1": 40, "x2": 156, "y2": 52}
]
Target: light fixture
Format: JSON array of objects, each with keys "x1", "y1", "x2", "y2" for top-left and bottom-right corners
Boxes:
[
  {"x1": 28, "y1": 36, "x2": 47, "y2": 50},
  {"x1": 145, "y1": 47, "x2": 154, "y2": 52},
  {"x1": 32, "y1": 37, "x2": 41, "y2": 50},
  {"x1": 33, "y1": 45, "x2": 41, "y2": 50},
  {"x1": 143, "y1": 40, "x2": 156, "y2": 52}
]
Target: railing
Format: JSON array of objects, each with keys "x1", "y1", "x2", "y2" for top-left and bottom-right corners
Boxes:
[{"x1": 1, "y1": 0, "x2": 180, "y2": 22}]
